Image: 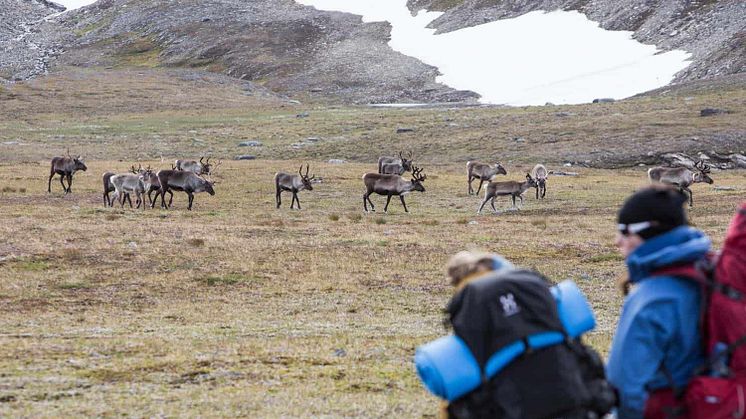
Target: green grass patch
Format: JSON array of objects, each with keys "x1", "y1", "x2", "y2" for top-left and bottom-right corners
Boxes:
[{"x1": 586, "y1": 253, "x2": 624, "y2": 263}]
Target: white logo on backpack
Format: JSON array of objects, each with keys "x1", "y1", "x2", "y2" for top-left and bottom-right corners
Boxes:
[{"x1": 500, "y1": 293, "x2": 520, "y2": 316}]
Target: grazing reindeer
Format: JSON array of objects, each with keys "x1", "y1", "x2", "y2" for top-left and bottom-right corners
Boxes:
[
  {"x1": 47, "y1": 151, "x2": 87, "y2": 194},
  {"x1": 362, "y1": 166, "x2": 426, "y2": 213},
  {"x1": 157, "y1": 170, "x2": 215, "y2": 210},
  {"x1": 531, "y1": 164, "x2": 548, "y2": 199},
  {"x1": 467, "y1": 161, "x2": 507, "y2": 195},
  {"x1": 275, "y1": 165, "x2": 315, "y2": 209},
  {"x1": 648, "y1": 160, "x2": 713, "y2": 207},
  {"x1": 110, "y1": 172, "x2": 147, "y2": 210},
  {"x1": 175, "y1": 157, "x2": 212, "y2": 176},
  {"x1": 478, "y1": 173, "x2": 538, "y2": 214},
  {"x1": 378, "y1": 151, "x2": 413, "y2": 175}
]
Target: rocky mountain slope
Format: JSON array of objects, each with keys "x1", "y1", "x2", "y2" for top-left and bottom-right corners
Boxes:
[
  {"x1": 407, "y1": 0, "x2": 745, "y2": 83},
  {"x1": 2, "y1": 0, "x2": 477, "y2": 104},
  {"x1": 1, "y1": 0, "x2": 743, "y2": 103},
  {"x1": 0, "y1": 0, "x2": 68, "y2": 81}
]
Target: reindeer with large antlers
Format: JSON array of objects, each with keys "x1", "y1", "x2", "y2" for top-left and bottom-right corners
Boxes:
[
  {"x1": 47, "y1": 150, "x2": 87, "y2": 194},
  {"x1": 378, "y1": 151, "x2": 413, "y2": 175},
  {"x1": 362, "y1": 166, "x2": 426, "y2": 213},
  {"x1": 648, "y1": 160, "x2": 713, "y2": 207},
  {"x1": 274, "y1": 164, "x2": 316, "y2": 210}
]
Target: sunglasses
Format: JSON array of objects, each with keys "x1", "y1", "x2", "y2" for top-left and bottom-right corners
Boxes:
[{"x1": 617, "y1": 221, "x2": 659, "y2": 236}]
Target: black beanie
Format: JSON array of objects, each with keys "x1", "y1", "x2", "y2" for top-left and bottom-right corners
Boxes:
[{"x1": 617, "y1": 187, "x2": 688, "y2": 239}]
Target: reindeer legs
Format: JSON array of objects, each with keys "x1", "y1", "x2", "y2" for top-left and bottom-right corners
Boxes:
[
  {"x1": 292, "y1": 191, "x2": 301, "y2": 210},
  {"x1": 399, "y1": 195, "x2": 409, "y2": 213},
  {"x1": 363, "y1": 192, "x2": 375, "y2": 212},
  {"x1": 47, "y1": 170, "x2": 55, "y2": 193},
  {"x1": 66, "y1": 174, "x2": 73, "y2": 193},
  {"x1": 468, "y1": 176, "x2": 474, "y2": 195},
  {"x1": 683, "y1": 186, "x2": 694, "y2": 207},
  {"x1": 276, "y1": 188, "x2": 282, "y2": 209},
  {"x1": 475, "y1": 179, "x2": 485, "y2": 195},
  {"x1": 59, "y1": 174, "x2": 67, "y2": 193},
  {"x1": 384, "y1": 194, "x2": 393, "y2": 213}
]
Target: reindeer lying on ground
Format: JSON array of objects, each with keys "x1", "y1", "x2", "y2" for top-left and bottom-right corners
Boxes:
[
  {"x1": 175, "y1": 157, "x2": 212, "y2": 176},
  {"x1": 478, "y1": 174, "x2": 538, "y2": 214},
  {"x1": 467, "y1": 161, "x2": 507, "y2": 195},
  {"x1": 157, "y1": 169, "x2": 215, "y2": 211},
  {"x1": 362, "y1": 166, "x2": 426, "y2": 213},
  {"x1": 275, "y1": 165, "x2": 315, "y2": 209},
  {"x1": 531, "y1": 164, "x2": 548, "y2": 199},
  {"x1": 47, "y1": 151, "x2": 87, "y2": 194},
  {"x1": 378, "y1": 151, "x2": 413, "y2": 175},
  {"x1": 648, "y1": 160, "x2": 713, "y2": 207}
]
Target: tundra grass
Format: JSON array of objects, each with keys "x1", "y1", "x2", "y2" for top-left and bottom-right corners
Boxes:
[{"x1": 0, "y1": 160, "x2": 743, "y2": 417}]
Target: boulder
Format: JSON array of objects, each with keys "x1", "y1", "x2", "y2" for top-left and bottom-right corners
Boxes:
[
  {"x1": 592, "y1": 98, "x2": 615, "y2": 103},
  {"x1": 396, "y1": 127, "x2": 415, "y2": 133},
  {"x1": 238, "y1": 140, "x2": 262, "y2": 147},
  {"x1": 235, "y1": 155, "x2": 256, "y2": 160}
]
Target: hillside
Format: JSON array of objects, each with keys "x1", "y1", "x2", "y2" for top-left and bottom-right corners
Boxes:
[
  {"x1": 2, "y1": 0, "x2": 743, "y2": 104},
  {"x1": 407, "y1": 0, "x2": 745, "y2": 83}
]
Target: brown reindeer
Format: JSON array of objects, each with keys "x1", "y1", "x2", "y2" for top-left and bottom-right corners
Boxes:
[
  {"x1": 362, "y1": 166, "x2": 426, "y2": 213},
  {"x1": 275, "y1": 164, "x2": 315, "y2": 209},
  {"x1": 531, "y1": 164, "x2": 548, "y2": 199},
  {"x1": 156, "y1": 169, "x2": 215, "y2": 210},
  {"x1": 102, "y1": 171, "x2": 116, "y2": 206},
  {"x1": 467, "y1": 161, "x2": 507, "y2": 195},
  {"x1": 47, "y1": 151, "x2": 87, "y2": 194},
  {"x1": 478, "y1": 173, "x2": 538, "y2": 213},
  {"x1": 648, "y1": 160, "x2": 713, "y2": 207}
]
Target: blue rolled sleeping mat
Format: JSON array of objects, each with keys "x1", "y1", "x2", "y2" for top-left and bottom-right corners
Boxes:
[{"x1": 415, "y1": 279, "x2": 595, "y2": 401}]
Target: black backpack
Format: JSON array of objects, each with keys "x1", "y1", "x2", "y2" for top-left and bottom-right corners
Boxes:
[{"x1": 446, "y1": 269, "x2": 615, "y2": 419}]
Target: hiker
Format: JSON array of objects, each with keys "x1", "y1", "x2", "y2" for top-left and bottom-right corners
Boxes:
[
  {"x1": 607, "y1": 186, "x2": 711, "y2": 418},
  {"x1": 446, "y1": 250, "x2": 513, "y2": 290},
  {"x1": 417, "y1": 250, "x2": 615, "y2": 418}
]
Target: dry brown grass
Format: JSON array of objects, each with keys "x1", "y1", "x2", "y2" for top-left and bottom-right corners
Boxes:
[
  {"x1": 0, "y1": 68, "x2": 744, "y2": 416},
  {"x1": 0, "y1": 158, "x2": 743, "y2": 417}
]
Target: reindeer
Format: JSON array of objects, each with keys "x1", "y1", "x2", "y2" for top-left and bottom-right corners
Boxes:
[
  {"x1": 378, "y1": 151, "x2": 413, "y2": 175},
  {"x1": 467, "y1": 161, "x2": 507, "y2": 195},
  {"x1": 102, "y1": 171, "x2": 116, "y2": 206},
  {"x1": 478, "y1": 173, "x2": 538, "y2": 214},
  {"x1": 47, "y1": 151, "x2": 87, "y2": 194},
  {"x1": 175, "y1": 157, "x2": 212, "y2": 176},
  {"x1": 157, "y1": 170, "x2": 215, "y2": 210},
  {"x1": 275, "y1": 164, "x2": 315, "y2": 209},
  {"x1": 648, "y1": 160, "x2": 713, "y2": 207},
  {"x1": 531, "y1": 164, "x2": 548, "y2": 199},
  {"x1": 362, "y1": 166, "x2": 426, "y2": 213},
  {"x1": 110, "y1": 171, "x2": 147, "y2": 210},
  {"x1": 140, "y1": 168, "x2": 173, "y2": 208}
]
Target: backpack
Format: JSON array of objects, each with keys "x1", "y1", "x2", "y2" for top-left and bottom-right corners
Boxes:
[
  {"x1": 645, "y1": 203, "x2": 746, "y2": 418},
  {"x1": 443, "y1": 269, "x2": 615, "y2": 419}
]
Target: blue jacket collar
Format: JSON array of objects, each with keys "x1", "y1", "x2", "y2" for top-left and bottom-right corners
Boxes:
[{"x1": 626, "y1": 226, "x2": 711, "y2": 283}]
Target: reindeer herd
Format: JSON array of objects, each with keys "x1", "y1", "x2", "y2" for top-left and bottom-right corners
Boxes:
[{"x1": 46, "y1": 150, "x2": 717, "y2": 213}]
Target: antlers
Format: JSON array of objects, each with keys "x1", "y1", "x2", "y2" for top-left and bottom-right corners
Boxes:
[
  {"x1": 298, "y1": 164, "x2": 315, "y2": 180},
  {"x1": 694, "y1": 160, "x2": 711, "y2": 173},
  {"x1": 411, "y1": 166, "x2": 426, "y2": 182}
]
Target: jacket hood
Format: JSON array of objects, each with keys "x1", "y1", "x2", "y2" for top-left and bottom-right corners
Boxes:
[{"x1": 626, "y1": 226, "x2": 711, "y2": 283}]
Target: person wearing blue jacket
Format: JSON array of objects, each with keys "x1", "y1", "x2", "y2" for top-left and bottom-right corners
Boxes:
[{"x1": 607, "y1": 186, "x2": 710, "y2": 419}]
